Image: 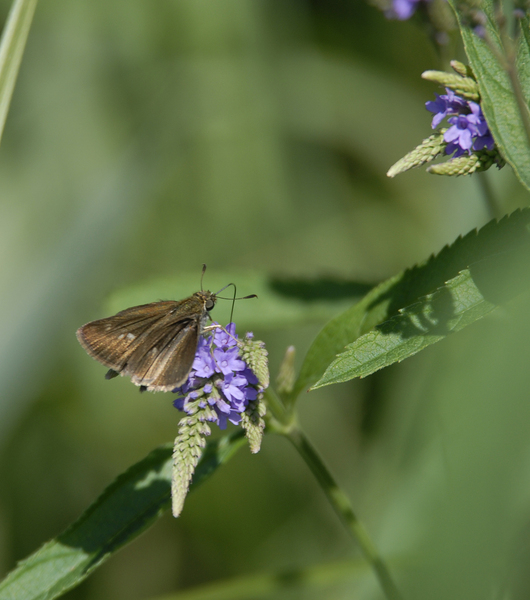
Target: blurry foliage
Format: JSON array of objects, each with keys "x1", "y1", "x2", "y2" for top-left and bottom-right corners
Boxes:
[{"x1": 0, "y1": 1, "x2": 529, "y2": 599}]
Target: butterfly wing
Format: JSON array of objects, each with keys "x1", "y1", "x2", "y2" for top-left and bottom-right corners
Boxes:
[
  {"x1": 126, "y1": 320, "x2": 200, "y2": 391},
  {"x1": 76, "y1": 299, "x2": 204, "y2": 391}
]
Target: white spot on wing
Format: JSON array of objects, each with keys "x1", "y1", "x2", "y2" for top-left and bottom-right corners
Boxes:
[
  {"x1": 118, "y1": 334, "x2": 125, "y2": 340},
  {"x1": 126, "y1": 333, "x2": 136, "y2": 341}
]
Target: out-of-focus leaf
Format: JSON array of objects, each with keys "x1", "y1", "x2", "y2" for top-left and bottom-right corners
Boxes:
[
  {"x1": 149, "y1": 557, "x2": 369, "y2": 600},
  {"x1": 449, "y1": 0, "x2": 530, "y2": 190},
  {"x1": 293, "y1": 209, "x2": 530, "y2": 394},
  {"x1": 0, "y1": 432, "x2": 245, "y2": 600},
  {"x1": 0, "y1": 0, "x2": 38, "y2": 147},
  {"x1": 105, "y1": 271, "x2": 373, "y2": 331}
]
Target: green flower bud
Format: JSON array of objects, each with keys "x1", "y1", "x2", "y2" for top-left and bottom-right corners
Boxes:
[
  {"x1": 241, "y1": 396, "x2": 266, "y2": 454},
  {"x1": 387, "y1": 130, "x2": 446, "y2": 177},
  {"x1": 239, "y1": 336, "x2": 270, "y2": 390},
  {"x1": 427, "y1": 150, "x2": 505, "y2": 176},
  {"x1": 422, "y1": 70, "x2": 480, "y2": 101},
  {"x1": 172, "y1": 396, "x2": 215, "y2": 517},
  {"x1": 450, "y1": 60, "x2": 475, "y2": 79},
  {"x1": 277, "y1": 345, "x2": 296, "y2": 397}
]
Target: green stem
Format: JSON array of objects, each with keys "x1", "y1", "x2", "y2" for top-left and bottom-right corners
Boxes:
[
  {"x1": 286, "y1": 426, "x2": 404, "y2": 600},
  {"x1": 263, "y1": 387, "x2": 291, "y2": 432},
  {"x1": 476, "y1": 171, "x2": 500, "y2": 219}
]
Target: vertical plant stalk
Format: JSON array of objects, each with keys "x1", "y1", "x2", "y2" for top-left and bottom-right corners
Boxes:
[
  {"x1": 499, "y1": 46, "x2": 530, "y2": 149},
  {"x1": 287, "y1": 426, "x2": 404, "y2": 600},
  {"x1": 476, "y1": 172, "x2": 500, "y2": 219},
  {"x1": 483, "y1": 25, "x2": 530, "y2": 149},
  {"x1": 0, "y1": 0, "x2": 38, "y2": 146}
]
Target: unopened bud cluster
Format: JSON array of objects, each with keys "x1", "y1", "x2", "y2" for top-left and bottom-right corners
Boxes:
[{"x1": 237, "y1": 334, "x2": 268, "y2": 453}]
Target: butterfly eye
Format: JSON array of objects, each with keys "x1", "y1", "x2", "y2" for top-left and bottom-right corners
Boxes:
[{"x1": 206, "y1": 298, "x2": 215, "y2": 310}]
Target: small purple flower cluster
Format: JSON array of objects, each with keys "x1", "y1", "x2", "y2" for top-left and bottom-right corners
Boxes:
[
  {"x1": 426, "y1": 88, "x2": 494, "y2": 157},
  {"x1": 173, "y1": 323, "x2": 260, "y2": 430},
  {"x1": 388, "y1": 0, "x2": 425, "y2": 20}
]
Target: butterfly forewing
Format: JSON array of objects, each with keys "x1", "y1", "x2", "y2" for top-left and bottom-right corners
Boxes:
[
  {"x1": 76, "y1": 301, "x2": 182, "y2": 371},
  {"x1": 76, "y1": 292, "x2": 215, "y2": 392}
]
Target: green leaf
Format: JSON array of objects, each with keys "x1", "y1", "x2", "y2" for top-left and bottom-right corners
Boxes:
[
  {"x1": 291, "y1": 277, "x2": 396, "y2": 397},
  {"x1": 0, "y1": 432, "x2": 246, "y2": 600},
  {"x1": 315, "y1": 271, "x2": 487, "y2": 387},
  {"x1": 448, "y1": 0, "x2": 530, "y2": 190},
  {"x1": 293, "y1": 209, "x2": 530, "y2": 394},
  {"x1": 106, "y1": 271, "x2": 372, "y2": 331},
  {"x1": 0, "y1": 0, "x2": 38, "y2": 147}
]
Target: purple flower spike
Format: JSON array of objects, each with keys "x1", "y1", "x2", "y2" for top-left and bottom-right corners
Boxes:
[
  {"x1": 173, "y1": 321, "x2": 265, "y2": 431},
  {"x1": 171, "y1": 321, "x2": 268, "y2": 517},
  {"x1": 427, "y1": 90, "x2": 495, "y2": 157}
]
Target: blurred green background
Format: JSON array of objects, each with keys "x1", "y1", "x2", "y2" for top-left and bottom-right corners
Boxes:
[{"x1": 1, "y1": 1, "x2": 530, "y2": 599}]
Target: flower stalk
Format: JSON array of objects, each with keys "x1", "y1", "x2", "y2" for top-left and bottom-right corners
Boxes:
[
  {"x1": 262, "y1": 381, "x2": 403, "y2": 600},
  {"x1": 286, "y1": 426, "x2": 404, "y2": 600}
]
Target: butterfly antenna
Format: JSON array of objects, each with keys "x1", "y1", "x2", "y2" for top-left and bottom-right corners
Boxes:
[
  {"x1": 214, "y1": 282, "x2": 257, "y2": 322},
  {"x1": 230, "y1": 284, "x2": 237, "y2": 323},
  {"x1": 200, "y1": 264, "x2": 207, "y2": 291}
]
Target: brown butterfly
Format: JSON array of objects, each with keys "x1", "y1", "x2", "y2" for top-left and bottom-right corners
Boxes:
[
  {"x1": 77, "y1": 266, "x2": 257, "y2": 393},
  {"x1": 76, "y1": 290, "x2": 217, "y2": 393}
]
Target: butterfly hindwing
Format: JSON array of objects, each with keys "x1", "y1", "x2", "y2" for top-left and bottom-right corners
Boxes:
[{"x1": 127, "y1": 321, "x2": 200, "y2": 391}]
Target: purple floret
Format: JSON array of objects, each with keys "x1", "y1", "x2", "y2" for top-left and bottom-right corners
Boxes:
[
  {"x1": 444, "y1": 114, "x2": 475, "y2": 153},
  {"x1": 214, "y1": 346, "x2": 246, "y2": 375},
  {"x1": 218, "y1": 373, "x2": 247, "y2": 404},
  {"x1": 472, "y1": 131, "x2": 494, "y2": 151},
  {"x1": 192, "y1": 347, "x2": 216, "y2": 378},
  {"x1": 426, "y1": 88, "x2": 468, "y2": 128},
  {"x1": 213, "y1": 322, "x2": 237, "y2": 348}
]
